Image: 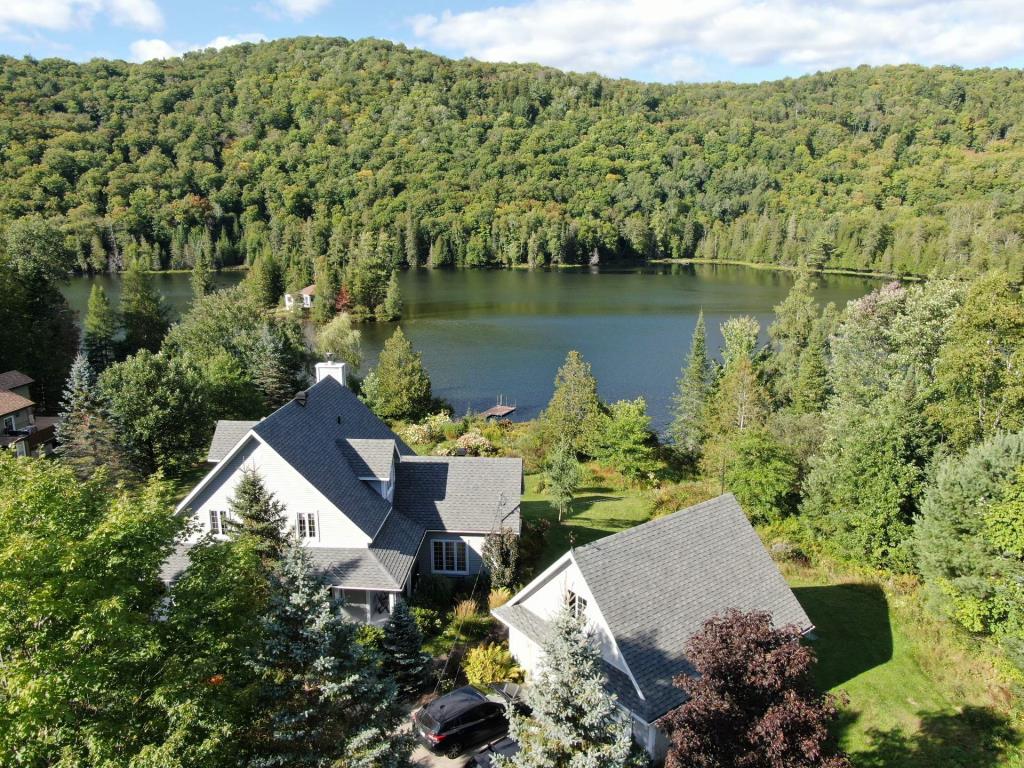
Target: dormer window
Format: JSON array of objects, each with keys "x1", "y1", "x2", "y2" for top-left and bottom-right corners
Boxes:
[
  {"x1": 209, "y1": 510, "x2": 226, "y2": 536},
  {"x1": 297, "y1": 512, "x2": 318, "y2": 539},
  {"x1": 566, "y1": 588, "x2": 587, "y2": 619}
]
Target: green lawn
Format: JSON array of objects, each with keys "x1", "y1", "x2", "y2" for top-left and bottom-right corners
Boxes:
[{"x1": 520, "y1": 477, "x2": 1024, "y2": 768}]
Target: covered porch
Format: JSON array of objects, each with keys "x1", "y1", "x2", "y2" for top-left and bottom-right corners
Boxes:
[{"x1": 331, "y1": 587, "x2": 400, "y2": 625}]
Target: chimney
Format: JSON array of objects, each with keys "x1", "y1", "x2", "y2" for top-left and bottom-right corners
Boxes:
[{"x1": 314, "y1": 358, "x2": 348, "y2": 386}]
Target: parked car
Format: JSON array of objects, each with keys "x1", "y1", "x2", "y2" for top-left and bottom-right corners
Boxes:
[
  {"x1": 472, "y1": 736, "x2": 520, "y2": 767},
  {"x1": 412, "y1": 683, "x2": 527, "y2": 759}
]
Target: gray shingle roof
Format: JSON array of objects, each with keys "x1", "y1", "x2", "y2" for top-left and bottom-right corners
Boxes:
[
  {"x1": 369, "y1": 510, "x2": 424, "y2": 588},
  {"x1": 307, "y1": 547, "x2": 402, "y2": 591},
  {"x1": 572, "y1": 493, "x2": 813, "y2": 722},
  {"x1": 0, "y1": 370, "x2": 33, "y2": 391},
  {"x1": 207, "y1": 420, "x2": 260, "y2": 462},
  {"x1": 394, "y1": 456, "x2": 523, "y2": 534},
  {"x1": 251, "y1": 378, "x2": 412, "y2": 538},
  {"x1": 159, "y1": 543, "x2": 192, "y2": 584},
  {"x1": 340, "y1": 438, "x2": 396, "y2": 479}
]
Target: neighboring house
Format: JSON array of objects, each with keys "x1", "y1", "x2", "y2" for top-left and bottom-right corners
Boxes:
[
  {"x1": 283, "y1": 284, "x2": 316, "y2": 310},
  {"x1": 0, "y1": 370, "x2": 57, "y2": 458},
  {"x1": 492, "y1": 494, "x2": 812, "y2": 763},
  {"x1": 169, "y1": 360, "x2": 523, "y2": 624}
]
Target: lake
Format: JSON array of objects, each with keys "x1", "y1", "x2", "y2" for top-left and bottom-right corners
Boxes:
[{"x1": 62, "y1": 265, "x2": 878, "y2": 432}]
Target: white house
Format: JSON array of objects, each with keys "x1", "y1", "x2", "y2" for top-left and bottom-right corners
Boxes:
[
  {"x1": 492, "y1": 494, "x2": 812, "y2": 763},
  {"x1": 0, "y1": 370, "x2": 57, "y2": 458},
  {"x1": 167, "y1": 361, "x2": 523, "y2": 624},
  {"x1": 283, "y1": 284, "x2": 316, "y2": 310}
]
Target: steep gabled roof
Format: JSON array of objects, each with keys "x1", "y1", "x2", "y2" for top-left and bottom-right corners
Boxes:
[
  {"x1": 571, "y1": 494, "x2": 813, "y2": 721},
  {"x1": 250, "y1": 377, "x2": 412, "y2": 538},
  {"x1": 394, "y1": 455, "x2": 523, "y2": 533},
  {"x1": 0, "y1": 370, "x2": 33, "y2": 391},
  {"x1": 207, "y1": 420, "x2": 260, "y2": 462}
]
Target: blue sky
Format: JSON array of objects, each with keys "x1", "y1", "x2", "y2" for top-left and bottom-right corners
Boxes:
[{"x1": 2, "y1": 1, "x2": 1024, "y2": 83}]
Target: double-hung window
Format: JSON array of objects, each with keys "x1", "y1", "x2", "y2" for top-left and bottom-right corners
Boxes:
[
  {"x1": 566, "y1": 588, "x2": 588, "y2": 619},
  {"x1": 432, "y1": 540, "x2": 468, "y2": 574},
  {"x1": 297, "y1": 512, "x2": 317, "y2": 539},
  {"x1": 3, "y1": 415, "x2": 15, "y2": 433},
  {"x1": 209, "y1": 510, "x2": 226, "y2": 536}
]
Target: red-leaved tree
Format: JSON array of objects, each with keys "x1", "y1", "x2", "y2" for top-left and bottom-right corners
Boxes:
[{"x1": 660, "y1": 609, "x2": 849, "y2": 768}]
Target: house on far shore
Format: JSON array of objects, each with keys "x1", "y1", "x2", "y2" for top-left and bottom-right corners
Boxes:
[
  {"x1": 492, "y1": 494, "x2": 812, "y2": 763},
  {"x1": 168, "y1": 360, "x2": 523, "y2": 624},
  {"x1": 284, "y1": 284, "x2": 316, "y2": 310},
  {"x1": 0, "y1": 370, "x2": 57, "y2": 457}
]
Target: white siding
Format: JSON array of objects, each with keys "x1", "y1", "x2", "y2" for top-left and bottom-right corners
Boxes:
[
  {"x1": 512, "y1": 558, "x2": 630, "y2": 675},
  {"x1": 508, "y1": 626, "x2": 542, "y2": 676},
  {"x1": 183, "y1": 436, "x2": 373, "y2": 548}
]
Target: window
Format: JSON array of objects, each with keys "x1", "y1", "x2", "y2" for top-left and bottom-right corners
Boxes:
[
  {"x1": 432, "y1": 539, "x2": 468, "y2": 573},
  {"x1": 566, "y1": 589, "x2": 588, "y2": 619},
  {"x1": 209, "y1": 510, "x2": 225, "y2": 536},
  {"x1": 297, "y1": 512, "x2": 317, "y2": 539},
  {"x1": 3, "y1": 415, "x2": 14, "y2": 433}
]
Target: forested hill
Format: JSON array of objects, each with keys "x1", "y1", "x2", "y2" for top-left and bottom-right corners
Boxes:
[{"x1": 3, "y1": 36, "x2": 1024, "y2": 280}]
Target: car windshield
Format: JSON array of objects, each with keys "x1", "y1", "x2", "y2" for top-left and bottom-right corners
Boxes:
[{"x1": 415, "y1": 708, "x2": 441, "y2": 733}]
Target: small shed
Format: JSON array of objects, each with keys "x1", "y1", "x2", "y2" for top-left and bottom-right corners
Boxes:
[{"x1": 284, "y1": 284, "x2": 316, "y2": 310}]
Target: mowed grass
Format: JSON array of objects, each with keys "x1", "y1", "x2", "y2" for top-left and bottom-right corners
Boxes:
[{"x1": 521, "y1": 477, "x2": 1023, "y2": 768}]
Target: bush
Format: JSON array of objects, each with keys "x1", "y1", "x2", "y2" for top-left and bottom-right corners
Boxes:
[
  {"x1": 410, "y1": 606, "x2": 445, "y2": 638},
  {"x1": 355, "y1": 623, "x2": 385, "y2": 651},
  {"x1": 463, "y1": 643, "x2": 523, "y2": 687},
  {"x1": 482, "y1": 529, "x2": 520, "y2": 590},
  {"x1": 433, "y1": 430, "x2": 498, "y2": 457},
  {"x1": 454, "y1": 598, "x2": 479, "y2": 621},
  {"x1": 489, "y1": 587, "x2": 512, "y2": 610},
  {"x1": 518, "y1": 517, "x2": 552, "y2": 574},
  {"x1": 413, "y1": 574, "x2": 454, "y2": 611},
  {"x1": 650, "y1": 481, "x2": 716, "y2": 519}
]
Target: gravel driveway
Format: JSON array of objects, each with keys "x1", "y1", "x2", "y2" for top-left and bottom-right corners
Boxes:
[{"x1": 410, "y1": 745, "x2": 470, "y2": 768}]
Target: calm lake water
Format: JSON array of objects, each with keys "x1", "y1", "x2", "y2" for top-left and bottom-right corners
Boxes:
[{"x1": 62, "y1": 265, "x2": 878, "y2": 431}]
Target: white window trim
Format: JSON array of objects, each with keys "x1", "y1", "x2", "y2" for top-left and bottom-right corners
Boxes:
[
  {"x1": 431, "y1": 539, "x2": 469, "y2": 574},
  {"x1": 297, "y1": 511, "x2": 319, "y2": 541},
  {"x1": 566, "y1": 588, "x2": 588, "y2": 619},
  {"x1": 3, "y1": 415, "x2": 15, "y2": 432},
  {"x1": 209, "y1": 509, "x2": 226, "y2": 537}
]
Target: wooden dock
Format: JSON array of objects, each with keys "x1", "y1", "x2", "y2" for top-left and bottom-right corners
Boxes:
[{"x1": 480, "y1": 396, "x2": 517, "y2": 419}]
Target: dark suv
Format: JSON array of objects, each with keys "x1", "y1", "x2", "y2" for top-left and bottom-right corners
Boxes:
[{"x1": 412, "y1": 683, "x2": 525, "y2": 759}]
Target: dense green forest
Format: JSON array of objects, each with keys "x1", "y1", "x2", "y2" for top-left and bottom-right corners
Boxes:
[{"x1": 3, "y1": 37, "x2": 1024, "y2": 282}]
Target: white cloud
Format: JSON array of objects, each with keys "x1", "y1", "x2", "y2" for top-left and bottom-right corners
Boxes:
[
  {"x1": 262, "y1": 0, "x2": 331, "y2": 20},
  {"x1": 130, "y1": 32, "x2": 266, "y2": 62},
  {"x1": 409, "y1": 0, "x2": 1024, "y2": 81},
  {"x1": 0, "y1": 0, "x2": 162, "y2": 35}
]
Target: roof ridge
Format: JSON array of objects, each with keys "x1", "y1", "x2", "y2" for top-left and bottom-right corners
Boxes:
[{"x1": 572, "y1": 492, "x2": 738, "y2": 556}]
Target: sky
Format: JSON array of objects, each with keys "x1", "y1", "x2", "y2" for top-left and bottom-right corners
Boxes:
[{"x1": 2, "y1": 0, "x2": 1024, "y2": 83}]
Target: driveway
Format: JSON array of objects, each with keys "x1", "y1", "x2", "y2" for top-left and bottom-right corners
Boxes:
[{"x1": 410, "y1": 745, "x2": 469, "y2": 768}]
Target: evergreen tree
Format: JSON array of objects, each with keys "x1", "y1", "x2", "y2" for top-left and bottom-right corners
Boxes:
[
  {"x1": 769, "y1": 272, "x2": 820, "y2": 406},
  {"x1": 311, "y1": 256, "x2": 339, "y2": 325},
  {"x1": 670, "y1": 310, "x2": 711, "y2": 456},
  {"x1": 191, "y1": 245, "x2": 214, "y2": 299},
  {"x1": 247, "y1": 250, "x2": 284, "y2": 309},
  {"x1": 361, "y1": 327, "x2": 432, "y2": 421},
  {"x1": 539, "y1": 350, "x2": 605, "y2": 457},
  {"x1": 82, "y1": 283, "x2": 118, "y2": 371},
  {"x1": 250, "y1": 324, "x2": 301, "y2": 410},
  {"x1": 226, "y1": 468, "x2": 288, "y2": 565},
  {"x1": 378, "y1": 270, "x2": 402, "y2": 321},
  {"x1": 544, "y1": 440, "x2": 583, "y2": 522},
  {"x1": 594, "y1": 398, "x2": 662, "y2": 481},
  {"x1": 248, "y1": 542, "x2": 412, "y2": 768},
  {"x1": 380, "y1": 601, "x2": 429, "y2": 700},
  {"x1": 792, "y1": 318, "x2": 829, "y2": 413},
  {"x1": 119, "y1": 263, "x2": 169, "y2": 356},
  {"x1": 54, "y1": 354, "x2": 130, "y2": 483},
  {"x1": 404, "y1": 211, "x2": 420, "y2": 267},
  {"x1": 502, "y1": 606, "x2": 636, "y2": 768}
]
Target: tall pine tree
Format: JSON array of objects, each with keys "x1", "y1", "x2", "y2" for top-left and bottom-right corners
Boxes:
[
  {"x1": 503, "y1": 606, "x2": 637, "y2": 767},
  {"x1": 191, "y1": 245, "x2": 214, "y2": 299},
  {"x1": 248, "y1": 542, "x2": 412, "y2": 768},
  {"x1": 83, "y1": 283, "x2": 118, "y2": 371},
  {"x1": 670, "y1": 310, "x2": 711, "y2": 457},
  {"x1": 380, "y1": 601, "x2": 429, "y2": 699},
  {"x1": 120, "y1": 263, "x2": 169, "y2": 355},
  {"x1": 54, "y1": 354, "x2": 131, "y2": 483},
  {"x1": 226, "y1": 468, "x2": 288, "y2": 565}
]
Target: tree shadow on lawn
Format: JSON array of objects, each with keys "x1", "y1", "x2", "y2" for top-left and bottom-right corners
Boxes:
[
  {"x1": 842, "y1": 706, "x2": 1018, "y2": 768},
  {"x1": 793, "y1": 583, "x2": 893, "y2": 691}
]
